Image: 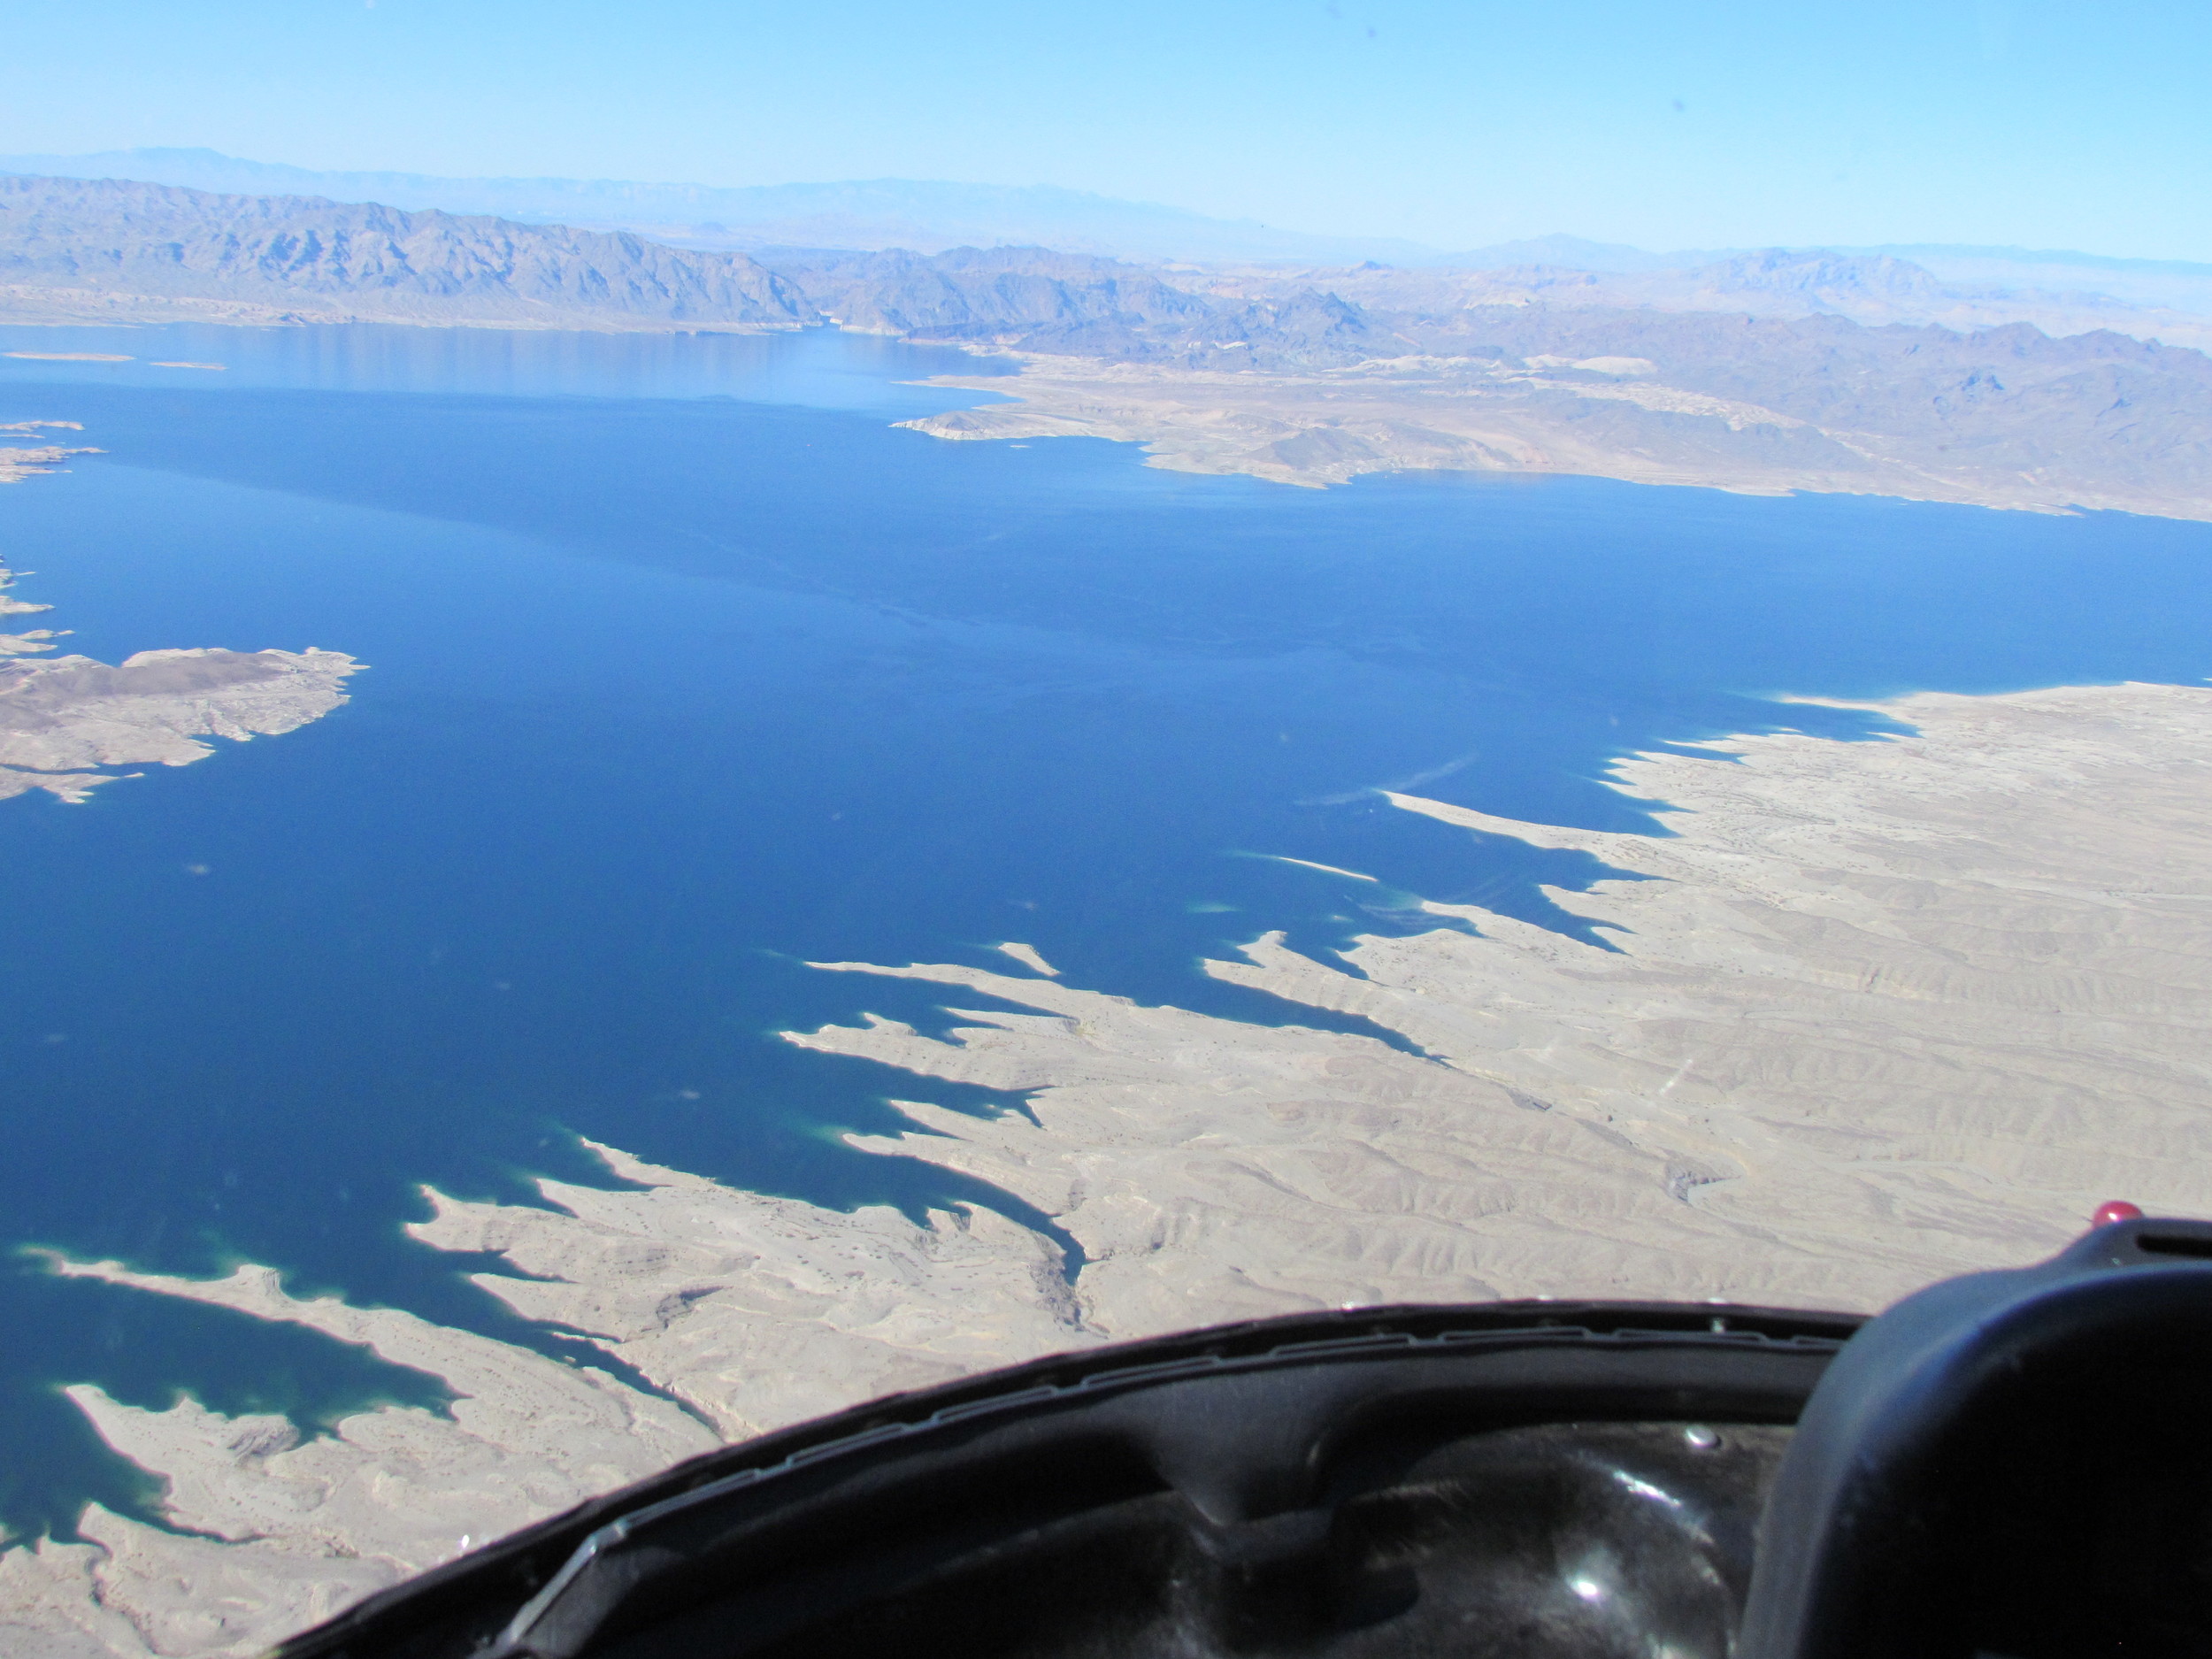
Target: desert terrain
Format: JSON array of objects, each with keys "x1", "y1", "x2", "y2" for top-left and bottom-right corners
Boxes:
[{"x1": 12, "y1": 677, "x2": 2212, "y2": 1655}]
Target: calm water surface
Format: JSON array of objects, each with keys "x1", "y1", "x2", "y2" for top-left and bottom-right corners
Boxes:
[{"x1": 3, "y1": 321, "x2": 2209, "y2": 1536}]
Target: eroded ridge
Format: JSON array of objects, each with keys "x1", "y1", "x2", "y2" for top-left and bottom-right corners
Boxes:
[{"x1": 14, "y1": 680, "x2": 2212, "y2": 1655}]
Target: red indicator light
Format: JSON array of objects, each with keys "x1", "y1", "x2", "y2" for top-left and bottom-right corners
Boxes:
[{"x1": 2092, "y1": 1200, "x2": 2145, "y2": 1227}]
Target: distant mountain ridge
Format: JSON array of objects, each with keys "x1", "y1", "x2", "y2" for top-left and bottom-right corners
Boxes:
[
  {"x1": 757, "y1": 245, "x2": 1372, "y2": 363},
  {"x1": 0, "y1": 148, "x2": 1447, "y2": 267},
  {"x1": 12, "y1": 149, "x2": 2205, "y2": 296},
  {"x1": 0, "y1": 176, "x2": 1386, "y2": 364},
  {"x1": 0, "y1": 174, "x2": 805, "y2": 328},
  {"x1": 1, "y1": 170, "x2": 2207, "y2": 524}
]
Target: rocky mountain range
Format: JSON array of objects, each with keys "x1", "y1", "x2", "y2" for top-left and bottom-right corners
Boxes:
[
  {"x1": 760, "y1": 244, "x2": 1375, "y2": 365},
  {"x1": 1, "y1": 173, "x2": 2207, "y2": 520},
  {"x1": 1176, "y1": 250, "x2": 2212, "y2": 352},
  {"x1": 0, "y1": 174, "x2": 803, "y2": 329},
  {"x1": 11, "y1": 151, "x2": 2212, "y2": 310},
  {"x1": 0, "y1": 178, "x2": 1388, "y2": 354}
]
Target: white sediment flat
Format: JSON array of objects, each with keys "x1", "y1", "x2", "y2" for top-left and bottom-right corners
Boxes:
[{"x1": 13, "y1": 679, "x2": 2212, "y2": 1655}]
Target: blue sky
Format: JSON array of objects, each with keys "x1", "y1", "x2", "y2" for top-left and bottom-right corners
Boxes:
[{"x1": 8, "y1": 0, "x2": 2207, "y2": 258}]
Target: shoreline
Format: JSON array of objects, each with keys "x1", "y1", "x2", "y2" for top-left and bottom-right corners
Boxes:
[
  {"x1": 13, "y1": 676, "x2": 2212, "y2": 1655},
  {"x1": 0, "y1": 288, "x2": 815, "y2": 334},
  {"x1": 0, "y1": 446, "x2": 365, "y2": 803}
]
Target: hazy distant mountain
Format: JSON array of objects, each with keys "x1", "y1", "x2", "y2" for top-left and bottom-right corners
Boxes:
[
  {"x1": 0, "y1": 176, "x2": 1374, "y2": 365},
  {"x1": 1, "y1": 171, "x2": 2205, "y2": 521},
  {"x1": 4, "y1": 172, "x2": 2200, "y2": 358},
  {"x1": 1187, "y1": 246, "x2": 2212, "y2": 354},
  {"x1": 0, "y1": 148, "x2": 1448, "y2": 266},
  {"x1": 761, "y1": 245, "x2": 1374, "y2": 364},
  {"x1": 762, "y1": 246, "x2": 1213, "y2": 342},
  {"x1": 0, "y1": 149, "x2": 1733, "y2": 271},
  {"x1": 0, "y1": 174, "x2": 805, "y2": 328},
  {"x1": 1843, "y1": 244, "x2": 2212, "y2": 316},
  {"x1": 1430, "y1": 234, "x2": 1729, "y2": 273},
  {"x1": 1862, "y1": 242, "x2": 2212, "y2": 280},
  {"x1": 7, "y1": 149, "x2": 2200, "y2": 311}
]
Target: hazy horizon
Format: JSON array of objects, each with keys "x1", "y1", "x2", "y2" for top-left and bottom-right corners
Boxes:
[
  {"x1": 5, "y1": 143, "x2": 2205, "y2": 276},
  {"x1": 2, "y1": 1, "x2": 2206, "y2": 263}
]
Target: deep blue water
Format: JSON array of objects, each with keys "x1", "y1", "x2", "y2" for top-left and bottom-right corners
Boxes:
[{"x1": 4, "y1": 320, "x2": 2210, "y2": 1539}]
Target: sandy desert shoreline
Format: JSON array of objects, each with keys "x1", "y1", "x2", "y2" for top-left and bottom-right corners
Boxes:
[
  {"x1": 898, "y1": 351, "x2": 2212, "y2": 519},
  {"x1": 12, "y1": 676, "x2": 2212, "y2": 1655}
]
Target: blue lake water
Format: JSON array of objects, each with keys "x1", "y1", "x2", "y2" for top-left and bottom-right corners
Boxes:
[{"x1": 4, "y1": 320, "x2": 2211, "y2": 1539}]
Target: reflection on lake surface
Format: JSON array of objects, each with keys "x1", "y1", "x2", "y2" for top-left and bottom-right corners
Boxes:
[
  {"x1": 0, "y1": 318, "x2": 1018, "y2": 409},
  {"x1": 3, "y1": 321, "x2": 2210, "y2": 1537}
]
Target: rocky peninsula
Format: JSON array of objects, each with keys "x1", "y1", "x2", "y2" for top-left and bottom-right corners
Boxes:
[
  {"x1": 0, "y1": 641, "x2": 364, "y2": 803},
  {"x1": 12, "y1": 677, "x2": 2212, "y2": 1655},
  {"x1": 0, "y1": 419, "x2": 96, "y2": 484},
  {"x1": 0, "y1": 433, "x2": 362, "y2": 806}
]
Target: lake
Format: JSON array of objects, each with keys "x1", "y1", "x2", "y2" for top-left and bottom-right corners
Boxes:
[{"x1": 3, "y1": 320, "x2": 2209, "y2": 1540}]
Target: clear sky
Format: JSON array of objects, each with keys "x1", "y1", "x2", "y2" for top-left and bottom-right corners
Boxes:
[{"x1": 4, "y1": 0, "x2": 2207, "y2": 259}]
